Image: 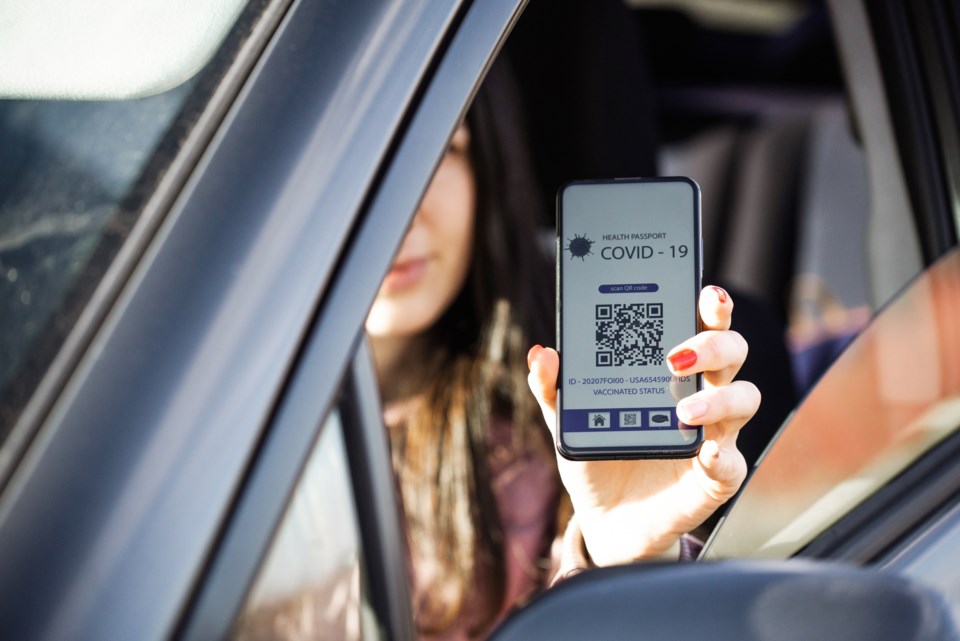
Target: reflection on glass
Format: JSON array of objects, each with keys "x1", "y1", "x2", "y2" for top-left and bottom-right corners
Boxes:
[
  {"x1": 233, "y1": 411, "x2": 375, "y2": 641},
  {"x1": 0, "y1": 86, "x2": 192, "y2": 407},
  {"x1": 0, "y1": 1, "x2": 256, "y2": 445},
  {"x1": 705, "y1": 248, "x2": 960, "y2": 559}
]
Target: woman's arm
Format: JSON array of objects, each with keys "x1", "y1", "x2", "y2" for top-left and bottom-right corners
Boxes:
[{"x1": 528, "y1": 286, "x2": 760, "y2": 567}]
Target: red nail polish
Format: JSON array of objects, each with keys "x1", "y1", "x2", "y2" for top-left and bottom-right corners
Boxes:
[
  {"x1": 712, "y1": 286, "x2": 728, "y2": 303},
  {"x1": 668, "y1": 349, "x2": 697, "y2": 371},
  {"x1": 527, "y1": 345, "x2": 543, "y2": 369}
]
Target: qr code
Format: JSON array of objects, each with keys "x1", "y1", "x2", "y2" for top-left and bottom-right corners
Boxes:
[{"x1": 595, "y1": 303, "x2": 664, "y2": 366}]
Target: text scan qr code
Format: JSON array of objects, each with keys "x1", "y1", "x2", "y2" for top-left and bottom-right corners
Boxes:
[{"x1": 595, "y1": 303, "x2": 664, "y2": 367}]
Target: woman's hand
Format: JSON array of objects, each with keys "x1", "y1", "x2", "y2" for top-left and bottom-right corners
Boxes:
[{"x1": 527, "y1": 286, "x2": 760, "y2": 566}]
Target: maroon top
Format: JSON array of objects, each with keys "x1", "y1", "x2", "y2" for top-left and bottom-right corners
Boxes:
[{"x1": 417, "y1": 418, "x2": 701, "y2": 640}]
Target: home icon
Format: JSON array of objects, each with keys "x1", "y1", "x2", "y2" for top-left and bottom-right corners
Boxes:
[{"x1": 588, "y1": 412, "x2": 611, "y2": 429}]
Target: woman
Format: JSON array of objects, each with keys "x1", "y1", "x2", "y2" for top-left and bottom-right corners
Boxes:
[{"x1": 365, "y1": 61, "x2": 758, "y2": 639}]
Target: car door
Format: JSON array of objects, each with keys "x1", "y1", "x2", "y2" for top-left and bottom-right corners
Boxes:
[
  {"x1": 699, "y1": 0, "x2": 960, "y2": 620},
  {"x1": 0, "y1": 0, "x2": 526, "y2": 639}
]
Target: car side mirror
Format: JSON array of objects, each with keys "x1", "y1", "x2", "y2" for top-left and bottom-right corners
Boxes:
[{"x1": 490, "y1": 561, "x2": 957, "y2": 641}]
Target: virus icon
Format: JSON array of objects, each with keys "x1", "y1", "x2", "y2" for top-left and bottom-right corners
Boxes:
[{"x1": 566, "y1": 234, "x2": 594, "y2": 260}]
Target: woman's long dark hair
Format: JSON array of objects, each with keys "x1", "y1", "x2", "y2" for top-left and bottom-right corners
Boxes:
[{"x1": 387, "y1": 57, "x2": 555, "y2": 636}]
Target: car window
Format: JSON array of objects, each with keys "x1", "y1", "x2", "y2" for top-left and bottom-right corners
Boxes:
[
  {"x1": 0, "y1": 0, "x2": 272, "y2": 447},
  {"x1": 232, "y1": 408, "x2": 381, "y2": 641},
  {"x1": 703, "y1": 247, "x2": 960, "y2": 560}
]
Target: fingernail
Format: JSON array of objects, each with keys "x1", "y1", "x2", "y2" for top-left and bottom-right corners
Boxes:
[
  {"x1": 527, "y1": 345, "x2": 543, "y2": 369},
  {"x1": 712, "y1": 286, "x2": 728, "y2": 303},
  {"x1": 667, "y1": 348, "x2": 697, "y2": 372},
  {"x1": 678, "y1": 398, "x2": 708, "y2": 422}
]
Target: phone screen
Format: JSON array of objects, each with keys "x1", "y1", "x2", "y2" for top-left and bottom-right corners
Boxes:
[{"x1": 558, "y1": 178, "x2": 702, "y2": 458}]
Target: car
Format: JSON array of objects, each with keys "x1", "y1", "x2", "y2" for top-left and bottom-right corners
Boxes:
[{"x1": 0, "y1": 0, "x2": 957, "y2": 639}]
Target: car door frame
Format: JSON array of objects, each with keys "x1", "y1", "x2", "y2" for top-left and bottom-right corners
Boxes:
[
  {"x1": 0, "y1": 0, "x2": 527, "y2": 639},
  {"x1": 176, "y1": 1, "x2": 530, "y2": 638}
]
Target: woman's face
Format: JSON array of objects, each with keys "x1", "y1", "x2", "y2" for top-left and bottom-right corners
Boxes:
[{"x1": 365, "y1": 124, "x2": 475, "y2": 338}]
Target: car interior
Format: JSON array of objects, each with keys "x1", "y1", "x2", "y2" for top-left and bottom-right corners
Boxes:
[
  {"x1": 0, "y1": 0, "x2": 955, "y2": 638},
  {"x1": 0, "y1": 0, "x2": 917, "y2": 475},
  {"x1": 501, "y1": 0, "x2": 910, "y2": 474},
  {"x1": 234, "y1": 2, "x2": 946, "y2": 637}
]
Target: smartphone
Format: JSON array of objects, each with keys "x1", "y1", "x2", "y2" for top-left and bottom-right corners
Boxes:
[{"x1": 556, "y1": 177, "x2": 703, "y2": 460}]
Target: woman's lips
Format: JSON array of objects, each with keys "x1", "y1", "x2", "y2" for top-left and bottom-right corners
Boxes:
[{"x1": 382, "y1": 257, "x2": 430, "y2": 293}]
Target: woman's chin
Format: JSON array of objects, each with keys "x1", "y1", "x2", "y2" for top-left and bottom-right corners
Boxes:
[{"x1": 365, "y1": 297, "x2": 436, "y2": 338}]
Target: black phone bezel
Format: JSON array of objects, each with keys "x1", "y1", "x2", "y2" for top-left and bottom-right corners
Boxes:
[{"x1": 555, "y1": 176, "x2": 704, "y2": 461}]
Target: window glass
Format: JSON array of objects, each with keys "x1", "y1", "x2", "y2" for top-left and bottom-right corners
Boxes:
[
  {"x1": 232, "y1": 409, "x2": 380, "y2": 641},
  {"x1": 703, "y1": 247, "x2": 960, "y2": 559},
  {"x1": 0, "y1": 1, "x2": 264, "y2": 444}
]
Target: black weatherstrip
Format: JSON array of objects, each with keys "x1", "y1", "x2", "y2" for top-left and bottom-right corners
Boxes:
[
  {"x1": 799, "y1": 428, "x2": 960, "y2": 563},
  {"x1": 340, "y1": 341, "x2": 413, "y2": 639}
]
